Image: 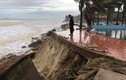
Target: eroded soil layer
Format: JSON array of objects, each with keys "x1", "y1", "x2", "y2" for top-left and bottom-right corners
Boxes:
[{"x1": 33, "y1": 32, "x2": 126, "y2": 80}]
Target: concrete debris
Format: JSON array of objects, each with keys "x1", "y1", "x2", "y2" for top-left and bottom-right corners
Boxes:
[{"x1": 94, "y1": 68, "x2": 126, "y2": 80}]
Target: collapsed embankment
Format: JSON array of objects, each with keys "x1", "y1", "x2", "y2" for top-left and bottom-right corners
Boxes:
[
  {"x1": 0, "y1": 31, "x2": 126, "y2": 80},
  {"x1": 0, "y1": 55, "x2": 41, "y2": 80},
  {"x1": 33, "y1": 32, "x2": 126, "y2": 80},
  {"x1": 33, "y1": 32, "x2": 86, "y2": 80}
]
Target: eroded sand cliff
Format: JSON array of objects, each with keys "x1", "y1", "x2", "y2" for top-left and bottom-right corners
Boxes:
[
  {"x1": 1, "y1": 31, "x2": 126, "y2": 80},
  {"x1": 33, "y1": 32, "x2": 85, "y2": 80},
  {"x1": 33, "y1": 31, "x2": 126, "y2": 80}
]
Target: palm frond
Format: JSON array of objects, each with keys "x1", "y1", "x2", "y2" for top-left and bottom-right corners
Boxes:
[
  {"x1": 91, "y1": 0, "x2": 106, "y2": 12},
  {"x1": 85, "y1": 1, "x2": 95, "y2": 22}
]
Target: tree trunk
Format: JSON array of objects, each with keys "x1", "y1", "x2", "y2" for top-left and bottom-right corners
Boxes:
[
  {"x1": 116, "y1": 6, "x2": 120, "y2": 25},
  {"x1": 107, "y1": 8, "x2": 110, "y2": 25},
  {"x1": 97, "y1": 11, "x2": 100, "y2": 25},
  {"x1": 79, "y1": 0, "x2": 84, "y2": 29},
  {"x1": 80, "y1": 8, "x2": 83, "y2": 29},
  {"x1": 122, "y1": 9, "x2": 125, "y2": 25}
]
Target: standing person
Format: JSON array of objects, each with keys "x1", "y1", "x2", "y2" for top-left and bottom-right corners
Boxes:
[{"x1": 69, "y1": 15, "x2": 74, "y2": 35}]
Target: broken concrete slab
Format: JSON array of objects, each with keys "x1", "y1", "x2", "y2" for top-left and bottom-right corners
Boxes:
[{"x1": 94, "y1": 68, "x2": 126, "y2": 80}]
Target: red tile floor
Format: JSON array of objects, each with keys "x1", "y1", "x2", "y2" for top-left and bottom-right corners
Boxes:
[{"x1": 56, "y1": 26, "x2": 126, "y2": 61}]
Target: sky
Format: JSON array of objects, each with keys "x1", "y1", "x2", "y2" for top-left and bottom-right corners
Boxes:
[{"x1": 0, "y1": 0, "x2": 79, "y2": 19}]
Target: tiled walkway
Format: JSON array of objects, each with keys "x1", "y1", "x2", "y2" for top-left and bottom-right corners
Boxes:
[{"x1": 56, "y1": 26, "x2": 126, "y2": 61}]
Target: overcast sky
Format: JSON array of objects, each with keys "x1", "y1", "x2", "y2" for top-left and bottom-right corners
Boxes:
[{"x1": 0, "y1": 0, "x2": 79, "y2": 19}]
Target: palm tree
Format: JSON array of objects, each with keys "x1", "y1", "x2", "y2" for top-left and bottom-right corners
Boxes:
[
  {"x1": 74, "y1": 0, "x2": 84, "y2": 29},
  {"x1": 74, "y1": 0, "x2": 106, "y2": 29},
  {"x1": 101, "y1": 2, "x2": 113, "y2": 24},
  {"x1": 122, "y1": 0, "x2": 126, "y2": 24},
  {"x1": 74, "y1": 0, "x2": 126, "y2": 28},
  {"x1": 79, "y1": 0, "x2": 84, "y2": 29},
  {"x1": 116, "y1": 2, "x2": 123, "y2": 25}
]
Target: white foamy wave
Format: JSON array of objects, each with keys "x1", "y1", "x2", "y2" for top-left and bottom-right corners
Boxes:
[{"x1": 0, "y1": 20, "x2": 62, "y2": 58}]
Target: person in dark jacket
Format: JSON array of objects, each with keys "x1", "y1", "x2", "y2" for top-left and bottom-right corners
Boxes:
[{"x1": 69, "y1": 15, "x2": 74, "y2": 35}]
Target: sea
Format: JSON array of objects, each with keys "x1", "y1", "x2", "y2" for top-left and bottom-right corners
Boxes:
[{"x1": 0, "y1": 19, "x2": 63, "y2": 58}]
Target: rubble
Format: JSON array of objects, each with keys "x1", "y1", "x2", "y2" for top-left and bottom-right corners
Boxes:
[{"x1": 94, "y1": 68, "x2": 126, "y2": 80}]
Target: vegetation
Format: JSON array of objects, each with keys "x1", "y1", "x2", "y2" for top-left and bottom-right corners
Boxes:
[
  {"x1": 74, "y1": 0, "x2": 125, "y2": 27},
  {"x1": 65, "y1": 57, "x2": 126, "y2": 80},
  {"x1": 74, "y1": 0, "x2": 106, "y2": 28}
]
